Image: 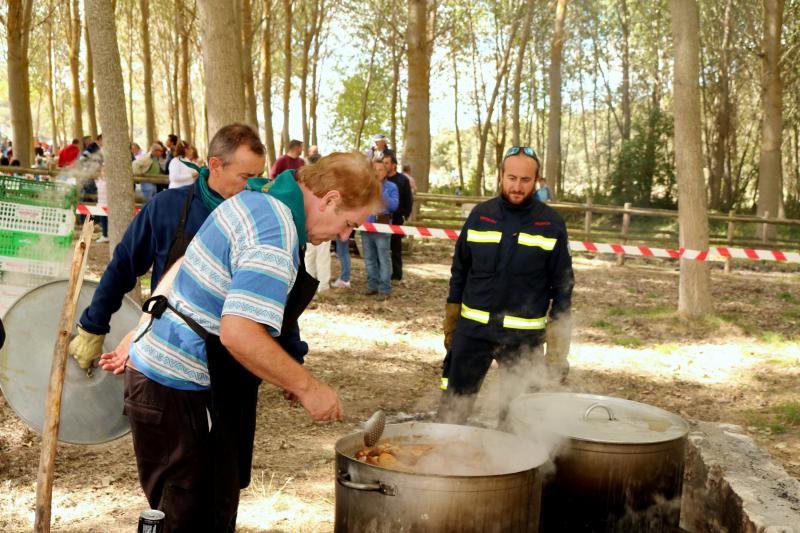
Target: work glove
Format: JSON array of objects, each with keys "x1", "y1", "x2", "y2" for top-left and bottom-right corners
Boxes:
[
  {"x1": 443, "y1": 302, "x2": 461, "y2": 350},
  {"x1": 69, "y1": 326, "x2": 106, "y2": 369},
  {"x1": 545, "y1": 315, "x2": 572, "y2": 384}
]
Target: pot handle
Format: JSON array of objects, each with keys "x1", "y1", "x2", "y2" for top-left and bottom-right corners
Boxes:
[
  {"x1": 337, "y1": 470, "x2": 396, "y2": 496},
  {"x1": 584, "y1": 402, "x2": 617, "y2": 421}
]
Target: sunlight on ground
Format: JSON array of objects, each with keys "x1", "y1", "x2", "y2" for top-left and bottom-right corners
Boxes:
[
  {"x1": 571, "y1": 341, "x2": 800, "y2": 384},
  {"x1": 402, "y1": 262, "x2": 452, "y2": 280},
  {"x1": 238, "y1": 474, "x2": 332, "y2": 532}
]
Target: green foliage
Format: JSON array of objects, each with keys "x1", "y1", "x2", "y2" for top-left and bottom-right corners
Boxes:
[
  {"x1": 606, "y1": 107, "x2": 675, "y2": 207},
  {"x1": 329, "y1": 59, "x2": 393, "y2": 151}
]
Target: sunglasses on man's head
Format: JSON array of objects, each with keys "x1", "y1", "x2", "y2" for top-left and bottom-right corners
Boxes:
[{"x1": 504, "y1": 146, "x2": 538, "y2": 159}]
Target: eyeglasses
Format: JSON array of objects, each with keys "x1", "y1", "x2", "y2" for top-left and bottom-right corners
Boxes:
[{"x1": 504, "y1": 146, "x2": 538, "y2": 159}]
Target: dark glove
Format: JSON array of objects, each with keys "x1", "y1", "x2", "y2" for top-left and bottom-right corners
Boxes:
[
  {"x1": 443, "y1": 303, "x2": 461, "y2": 350},
  {"x1": 545, "y1": 315, "x2": 572, "y2": 383}
]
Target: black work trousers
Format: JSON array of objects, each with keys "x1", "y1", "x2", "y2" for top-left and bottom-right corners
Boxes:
[
  {"x1": 124, "y1": 368, "x2": 237, "y2": 533},
  {"x1": 390, "y1": 233, "x2": 403, "y2": 280},
  {"x1": 438, "y1": 330, "x2": 544, "y2": 424}
]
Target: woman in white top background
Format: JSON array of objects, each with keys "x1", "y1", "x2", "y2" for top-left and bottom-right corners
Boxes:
[{"x1": 167, "y1": 141, "x2": 199, "y2": 188}]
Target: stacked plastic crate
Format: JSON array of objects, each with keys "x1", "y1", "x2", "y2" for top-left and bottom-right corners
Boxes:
[{"x1": 0, "y1": 175, "x2": 77, "y2": 314}]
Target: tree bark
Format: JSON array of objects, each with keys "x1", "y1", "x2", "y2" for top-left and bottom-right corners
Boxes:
[
  {"x1": 139, "y1": 0, "x2": 155, "y2": 146},
  {"x1": 618, "y1": 0, "x2": 631, "y2": 142},
  {"x1": 85, "y1": 0, "x2": 135, "y2": 253},
  {"x1": 47, "y1": 3, "x2": 60, "y2": 149},
  {"x1": 670, "y1": 0, "x2": 711, "y2": 317},
  {"x1": 309, "y1": 1, "x2": 324, "y2": 148},
  {"x1": 281, "y1": 0, "x2": 293, "y2": 152},
  {"x1": 354, "y1": 41, "x2": 379, "y2": 150},
  {"x1": 298, "y1": 0, "x2": 317, "y2": 150},
  {"x1": 452, "y1": 54, "x2": 464, "y2": 190},
  {"x1": 178, "y1": 0, "x2": 193, "y2": 142},
  {"x1": 709, "y1": 0, "x2": 733, "y2": 211},
  {"x1": 6, "y1": 0, "x2": 35, "y2": 166},
  {"x1": 405, "y1": 0, "x2": 435, "y2": 193},
  {"x1": 66, "y1": 0, "x2": 84, "y2": 141},
  {"x1": 127, "y1": 0, "x2": 135, "y2": 140},
  {"x1": 197, "y1": 0, "x2": 246, "y2": 135},
  {"x1": 545, "y1": 0, "x2": 567, "y2": 197},
  {"x1": 261, "y1": 0, "x2": 277, "y2": 165},
  {"x1": 757, "y1": 0, "x2": 784, "y2": 240},
  {"x1": 512, "y1": 0, "x2": 535, "y2": 147},
  {"x1": 83, "y1": 16, "x2": 98, "y2": 139},
  {"x1": 240, "y1": 0, "x2": 259, "y2": 130}
]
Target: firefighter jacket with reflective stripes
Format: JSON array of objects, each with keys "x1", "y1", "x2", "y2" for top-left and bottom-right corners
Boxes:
[{"x1": 447, "y1": 195, "x2": 574, "y2": 344}]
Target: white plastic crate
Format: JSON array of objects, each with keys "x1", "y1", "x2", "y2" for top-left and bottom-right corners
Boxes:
[
  {"x1": 0, "y1": 201, "x2": 75, "y2": 236},
  {"x1": 0, "y1": 255, "x2": 69, "y2": 278}
]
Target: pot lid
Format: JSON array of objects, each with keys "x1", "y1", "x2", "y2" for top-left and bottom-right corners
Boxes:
[
  {"x1": 0, "y1": 279, "x2": 138, "y2": 444},
  {"x1": 508, "y1": 393, "x2": 688, "y2": 445}
]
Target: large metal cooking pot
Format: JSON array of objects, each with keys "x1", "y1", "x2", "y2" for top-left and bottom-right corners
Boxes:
[
  {"x1": 335, "y1": 421, "x2": 548, "y2": 533},
  {"x1": 508, "y1": 393, "x2": 689, "y2": 532},
  {"x1": 0, "y1": 279, "x2": 139, "y2": 444}
]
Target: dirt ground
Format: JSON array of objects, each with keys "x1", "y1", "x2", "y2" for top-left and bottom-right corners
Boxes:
[{"x1": 1, "y1": 237, "x2": 798, "y2": 531}]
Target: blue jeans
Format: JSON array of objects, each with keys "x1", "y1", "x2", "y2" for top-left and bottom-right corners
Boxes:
[
  {"x1": 361, "y1": 232, "x2": 392, "y2": 294},
  {"x1": 335, "y1": 238, "x2": 351, "y2": 282},
  {"x1": 141, "y1": 182, "x2": 157, "y2": 201}
]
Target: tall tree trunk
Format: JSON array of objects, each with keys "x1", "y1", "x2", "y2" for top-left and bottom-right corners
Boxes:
[
  {"x1": 298, "y1": 0, "x2": 315, "y2": 150},
  {"x1": 354, "y1": 41, "x2": 379, "y2": 150},
  {"x1": 618, "y1": 0, "x2": 631, "y2": 141},
  {"x1": 139, "y1": 0, "x2": 155, "y2": 146},
  {"x1": 544, "y1": 0, "x2": 567, "y2": 196},
  {"x1": 309, "y1": 1, "x2": 324, "y2": 148},
  {"x1": 127, "y1": 0, "x2": 135, "y2": 140},
  {"x1": 84, "y1": 16, "x2": 98, "y2": 139},
  {"x1": 198, "y1": 0, "x2": 246, "y2": 135},
  {"x1": 281, "y1": 0, "x2": 293, "y2": 152},
  {"x1": 512, "y1": 0, "x2": 535, "y2": 146},
  {"x1": 240, "y1": 0, "x2": 259, "y2": 129},
  {"x1": 709, "y1": 0, "x2": 733, "y2": 211},
  {"x1": 670, "y1": 0, "x2": 711, "y2": 317},
  {"x1": 85, "y1": 0, "x2": 135, "y2": 252},
  {"x1": 47, "y1": 4, "x2": 60, "y2": 149},
  {"x1": 757, "y1": 0, "x2": 784, "y2": 240},
  {"x1": 453, "y1": 56, "x2": 464, "y2": 190},
  {"x1": 261, "y1": 0, "x2": 277, "y2": 164},
  {"x1": 178, "y1": 0, "x2": 193, "y2": 141},
  {"x1": 172, "y1": 10, "x2": 182, "y2": 138},
  {"x1": 67, "y1": 0, "x2": 84, "y2": 141},
  {"x1": 6, "y1": 0, "x2": 35, "y2": 166},
  {"x1": 405, "y1": 0, "x2": 434, "y2": 193}
]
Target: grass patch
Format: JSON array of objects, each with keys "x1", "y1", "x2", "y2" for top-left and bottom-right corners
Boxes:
[
  {"x1": 639, "y1": 306, "x2": 674, "y2": 318},
  {"x1": 615, "y1": 336, "x2": 643, "y2": 348},
  {"x1": 779, "y1": 291, "x2": 800, "y2": 305},
  {"x1": 744, "y1": 401, "x2": 800, "y2": 434},
  {"x1": 780, "y1": 307, "x2": 800, "y2": 320},
  {"x1": 760, "y1": 331, "x2": 796, "y2": 345},
  {"x1": 774, "y1": 401, "x2": 800, "y2": 427},
  {"x1": 591, "y1": 320, "x2": 621, "y2": 333},
  {"x1": 653, "y1": 343, "x2": 680, "y2": 354},
  {"x1": 607, "y1": 307, "x2": 627, "y2": 317}
]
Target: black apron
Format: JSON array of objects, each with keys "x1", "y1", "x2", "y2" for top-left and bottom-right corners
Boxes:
[
  {"x1": 139, "y1": 253, "x2": 318, "y2": 530},
  {"x1": 163, "y1": 185, "x2": 195, "y2": 274}
]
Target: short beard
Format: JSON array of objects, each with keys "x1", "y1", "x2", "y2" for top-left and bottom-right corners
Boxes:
[{"x1": 501, "y1": 189, "x2": 534, "y2": 205}]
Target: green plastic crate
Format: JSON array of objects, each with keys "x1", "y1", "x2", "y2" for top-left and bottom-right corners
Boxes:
[
  {"x1": 0, "y1": 229, "x2": 73, "y2": 262},
  {"x1": 0, "y1": 175, "x2": 77, "y2": 210}
]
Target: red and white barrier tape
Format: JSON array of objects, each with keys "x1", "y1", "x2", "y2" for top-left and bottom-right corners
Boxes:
[
  {"x1": 358, "y1": 222, "x2": 800, "y2": 263},
  {"x1": 74, "y1": 206, "x2": 799, "y2": 263}
]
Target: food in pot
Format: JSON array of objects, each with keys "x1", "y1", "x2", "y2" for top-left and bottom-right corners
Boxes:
[{"x1": 354, "y1": 438, "x2": 499, "y2": 476}]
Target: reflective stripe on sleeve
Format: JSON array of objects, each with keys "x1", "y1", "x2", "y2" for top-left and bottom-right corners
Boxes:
[
  {"x1": 440, "y1": 377, "x2": 449, "y2": 390},
  {"x1": 466, "y1": 229, "x2": 502, "y2": 243},
  {"x1": 503, "y1": 314, "x2": 547, "y2": 330},
  {"x1": 518, "y1": 233, "x2": 557, "y2": 250},
  {"x1": 461, "y1": 303, "x2": 490, "y2": 324}
]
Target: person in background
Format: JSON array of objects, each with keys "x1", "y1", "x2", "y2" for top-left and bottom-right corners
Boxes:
[
  {"x1": 365, "y1": 134, "x2": 394, "y2": 161},
  {"x1": 361, "y1": 155, "x2": 399, "y2": 300},
  {"x1": 168, "y1": 141, "x2": 199, "y2": 189},
  {"x1": 57, "y1": 139, "x2": 80, "y2": 168},
  {"x1": 270, "y1": 139, "x2": 305, "y2": 178},
  {"x1": 307, "y1": 145, "x2": 321, "y2": 164},
  {"x1": 535, "y1": 176, "x2": 552, "y2": 202},
  {"x1": 94, "y1": 170, "x2": 109, "y2": 243},
  {"x1": 384, "y1": 154, "x2": 413, "y2": 282},
  {"x1": 438, "y1": 146, "x2": 573, "y2": 425},
  {"x1": 401, "y1": 163, "x2": 418, "y2": 195},
  {"x1": 302, "y1": 150, "x2": 331, "y2": 292},
  {"x1": 132, "y1": 143, "x2": 166, "y2": 201},
  {"x1": 130, "y1": 142, "x2": 146, "y2": 161}
]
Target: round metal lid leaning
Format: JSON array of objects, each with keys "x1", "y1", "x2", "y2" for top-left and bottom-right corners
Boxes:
[
  {"x1": 138, "y1": 509, "x2": 165, "y2": 533},
  {"x1": 508, "y1": 392, "x2": 689, "y2": 445},
  {"x1": 0, "y1": 279, "x2": 139, "y2": 444}
]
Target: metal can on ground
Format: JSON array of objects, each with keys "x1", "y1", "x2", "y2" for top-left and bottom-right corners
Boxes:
[{"x1": 137, "y1": 509, "x2": 165, "y2": 533}]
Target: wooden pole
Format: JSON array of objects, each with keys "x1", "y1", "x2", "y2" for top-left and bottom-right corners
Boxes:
[
  {"x1": 724, "y1": 209, "x2": 735, "y2": 274},
  {"x1": 34, "y1": 220, "x2": 95, "y2": 533},
  {"x1": 584, "y1": 196, "x2": 593, "y2": 240},
  {"x1": 617, "y1": 202, "x2": 631, "y2": 266}
]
